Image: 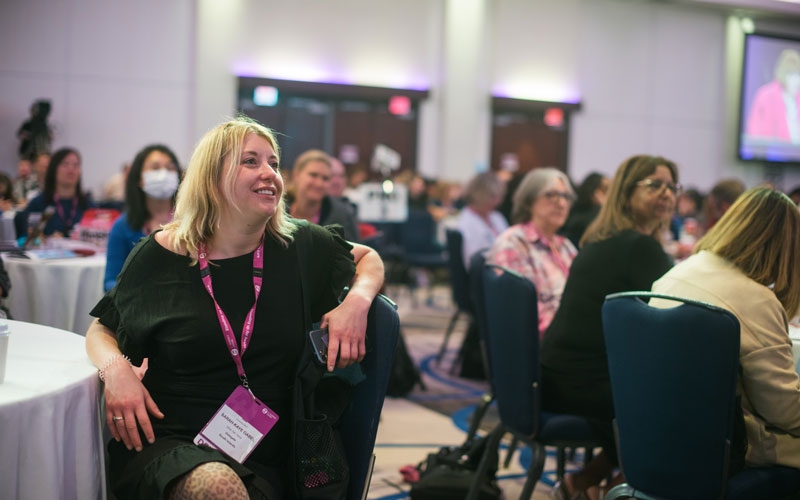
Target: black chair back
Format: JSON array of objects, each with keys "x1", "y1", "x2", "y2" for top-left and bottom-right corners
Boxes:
[
  {"x1": 400, "y1": 209, "x2": 441, "y2": 255},
  {"x1": 468, "y1": 265, "x2": 601, "y2": 500},
  {"x1": 445, "y1": 229, "x2": 472, "y2": 313},
  {"x1": 339, "y1": 294, "x2": 400, "y2": 499},
  {"x1": 468, "y1": 251, "x2": 492, "y2": 388},
  {"x1": 482, "y1": 264, "x2": 540, "y2": 439},
  {"x1": 602, "y1": 292, "x2": 740, "y2": 500}
]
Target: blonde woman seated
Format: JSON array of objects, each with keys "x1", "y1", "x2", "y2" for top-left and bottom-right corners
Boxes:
[
  {"x1": 652, "y1": 186, "x2": 800, "y2": 470},
  {"x1": 486, "y1": 168, "x2": 577, "y2": 337}
]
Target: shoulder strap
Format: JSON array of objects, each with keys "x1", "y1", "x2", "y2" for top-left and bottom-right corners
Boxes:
[{"x1": 293, "y1": 221, "x2": 312, "y2": 333}]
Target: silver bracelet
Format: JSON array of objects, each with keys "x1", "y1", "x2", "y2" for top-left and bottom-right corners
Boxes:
[{"x1": 98, "y1": 354, "x2": 131, "y2": 382}]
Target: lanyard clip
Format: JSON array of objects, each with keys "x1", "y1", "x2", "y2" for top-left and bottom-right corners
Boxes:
[{"x1": 241, "y1": 376, "x2": 256, "y2": 401}]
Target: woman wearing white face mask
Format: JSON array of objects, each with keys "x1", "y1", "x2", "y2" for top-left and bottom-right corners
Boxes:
[{"x1": 104, "y1": 145, "x2": 182, "y2": 291}]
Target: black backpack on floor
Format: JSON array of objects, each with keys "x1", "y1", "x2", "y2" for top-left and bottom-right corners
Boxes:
[
  {"x1": 409, "y1": 434, "x2": 501, "y2": 500},
  {"x1": 386, "y1": 328, "x2": 425, "y2": 397}
]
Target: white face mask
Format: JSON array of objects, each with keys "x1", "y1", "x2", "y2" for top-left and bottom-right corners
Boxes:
[{"x1": 141, "y1": 169, "x2": 179, "y2": 199}]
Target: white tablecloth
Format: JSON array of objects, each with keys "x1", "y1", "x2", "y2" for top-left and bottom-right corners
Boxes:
[
  {"x1": 0, "y1": 320, "x2": 105, "y2": 500},
  {"x1": 4, "y1": 253, "x2": 106, "y2": 335}
]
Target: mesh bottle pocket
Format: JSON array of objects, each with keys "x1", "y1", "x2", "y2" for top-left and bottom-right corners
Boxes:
[{"x1": 294, "y1": 413, "x2": 349, "y2": 499}]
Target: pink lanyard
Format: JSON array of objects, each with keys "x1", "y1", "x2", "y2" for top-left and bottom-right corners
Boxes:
[
  {"x1": 53, "y1": 195, "x2": 78, "y2": 228},
  {"x1": 197, "y1": 236, "x2": 264, "y2": 390}
]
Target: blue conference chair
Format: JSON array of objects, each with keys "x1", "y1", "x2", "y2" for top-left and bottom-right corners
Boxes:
[
  {"x1": 464, "y1": 250, "x2": 491, "y2": 441},
  {"x1": 398, "y1": 209, "x2": 448, "y2": 306},
  {"x1": 466, "y1": 265, "x2": 601, "y2": 500},
  {"x1": 339, "y1": 293, "x2": 400, "y2": 500},
  {"x1": 602, "y1": 292, "x2": 800, "y2": 500},
  {"x1": 435, "y1": 229, "x2": 473, "y2": 366}
]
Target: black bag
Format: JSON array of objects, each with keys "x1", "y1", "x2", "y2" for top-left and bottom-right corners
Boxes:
[
  {"x1": 386, "y1": 328, "x2": 425, "y2": 397},
  {"x1": 458, "y1": 320, "x2": 486, "y2": 380},
  {"x1": 409, "y1": 435, "x2": 501, "y2": 500},
  {"x1": 290, "y1": 222, "x2": 350, "y2": 499},
  {"x1": 290, "y1": 330, "x2": 350, "y2": 500}
]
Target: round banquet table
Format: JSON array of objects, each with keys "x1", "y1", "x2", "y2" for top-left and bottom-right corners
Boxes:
[
  {"x1": 0, "y1": 320, "x2": 105, "y2": 500},
  {"x1": 4, "y1": 253, "x2": 106, "y2": 335}
]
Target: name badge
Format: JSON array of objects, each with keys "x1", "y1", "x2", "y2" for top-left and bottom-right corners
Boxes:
[{"x1": 193, "y1": 385, "x2": 279, "y2": 463}]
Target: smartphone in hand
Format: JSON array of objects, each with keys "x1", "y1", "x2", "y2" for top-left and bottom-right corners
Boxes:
[{"x1": 308, "y1": 327, "x2": 330, "y2": 366}]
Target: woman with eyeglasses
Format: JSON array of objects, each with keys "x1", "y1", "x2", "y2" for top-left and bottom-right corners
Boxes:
[
  {"x1": 544, "y1": 155, "x2": 678, "y2": 500},
  {"x1": 486, "y1": 167, "x2": 576, "y2": 337}
]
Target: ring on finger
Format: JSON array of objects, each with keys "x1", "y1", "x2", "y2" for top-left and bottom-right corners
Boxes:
[{"x1": 112, "y1": 416, "x2": 124, "y2": 422}]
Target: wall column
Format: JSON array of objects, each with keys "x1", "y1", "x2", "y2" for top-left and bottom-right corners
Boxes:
[{"x1": 435, "y1": 0, "x2": 492, "y2": 183}]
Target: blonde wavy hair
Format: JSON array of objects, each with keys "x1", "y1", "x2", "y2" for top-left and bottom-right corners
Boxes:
[
  {"x1": 163, "y1": 116, "x2": 297, "y2": 262},
  {"x1": 581, "y1": 155, "x2": 679, "y2": 246},
  {"x1": 694, "y1": 186, "x2": 800, "y2": 318}
]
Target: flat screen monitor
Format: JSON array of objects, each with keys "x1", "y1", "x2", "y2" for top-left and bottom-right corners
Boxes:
[{"x1": 738, "y1": 33, "x2": 800, "y2": 164}]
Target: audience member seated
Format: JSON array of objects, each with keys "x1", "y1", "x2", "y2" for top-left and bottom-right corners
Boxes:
[
  {"x1": 329, "y1": 155, "x2": 365, "y2": 224},
  {"x1": 702, "y1": 178, "x2": 745, "y2": 232},
  {"x1": 787, "y1": 184, "x2": 800, "y2": 206},
  {"x1": 0, "y1": 255, "x2": 11, "y2": 319},
  {"x1": 287, "y1": 149, "x2": 360, "y2": 242},
  {"x1": 85, "y1": 116, "x2": 384, "y2": 500},
  {"x1": 669, "y1": 187, "x2": 703, "y2": 240},
  {"x1": 664, "y1": 186, "x2": 704, "y2": 260},
  {"x1": 543, "y1": 155, "x2": 678, "y2": 499},
  {"x1": 328, "y1": 156, "x2": 348, "y2": 199},
  {"x1": 15, "y1": 147, "x2": 94, "y2": 240},
  {"x1": 14, "y1": 151, "x2": 48, "y2": 204},
  {"x1": 12, "y1": 157, "x2": 34, "y2": 205},
  {"x1": 652, "y1": 186, "x2": 800, "y2": 470},
  {"x1": 343, "y1": 163, "x2": 369, "y2": 207},
  {"x1": 456, "y1": 172, "x2": 508, "y2": 265},
  {"x1": 0, "y1": 173, "x2": 16, "y2": 213},
  {"x1": 560, "y1": 171, "x2": 610, "y2": 247},
  {"x1": 487, "y1": 167, "x2": 577, "y2": 337},
  {"x1": 404, "y1": 173, "x2": 432, "y2": 211},
  {"x1": 101, "y1": 163, "x2": 130, "y2": 210},
  {"x1": 104, "y1": 145, "x2": 182, "y2": 291},
  {"x1": 497, "y1": 170, "x2": 524, "y2": 223},
  {"x1": 428, "y1": 181, "x2": 463, "y2": 221}
]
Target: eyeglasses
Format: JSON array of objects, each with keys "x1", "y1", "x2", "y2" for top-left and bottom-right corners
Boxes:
[
  {"x1": 636, "y1": 179, "x2": 682, "y2": 195},
  {"x1": 542, "y1": 190, "x2": 576, "y2": 203}
]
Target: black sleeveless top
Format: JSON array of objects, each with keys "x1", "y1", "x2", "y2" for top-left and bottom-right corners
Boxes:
[{"x1": 91, "y1": 223, "x2": 355, "y2": 466}]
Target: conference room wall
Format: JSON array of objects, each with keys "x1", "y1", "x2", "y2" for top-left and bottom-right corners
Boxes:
[
  {"x1": 3, "y1": 0, "x2": 800, "y2": 196},
  {"x1": 571, "y1": 0, "x2": 726, "y2": 191},
  {"x1": 0, "y1": 0, "x2": 196, "y2": 199},
  {"x1": 197, "y1": 0, "x2": 750, "y2": 189}
]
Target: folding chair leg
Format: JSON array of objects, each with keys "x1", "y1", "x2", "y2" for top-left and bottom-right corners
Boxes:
[
  {"x1": 465, "y1": 424, "x2": 505, "y2": 500},
  {"x1": 436, "y1": 310, "x2": 461, "y2": 364},
  {"x1": 584, "y1": 446, "x2": 594, "y2": 468},
  {"x1": 567, "y1": 447, "x2": 576, "y2": 462},
  {"x1": 521, "y1": 442, "x2": 547, "y2": 500},
  {"x1": 466, "y1": 393, "x2": 493, "y2": 441},
  {"x1": 556, "y1": 446, "x2": 567, "y2": 479},
  {"x1": 503, "y1": 436, "x2": 519, "y2": 469}
]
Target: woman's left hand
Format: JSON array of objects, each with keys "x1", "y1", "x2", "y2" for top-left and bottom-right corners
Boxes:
[{"x1": 320, "y1": 293, "x2": 371, "y2": 371}]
